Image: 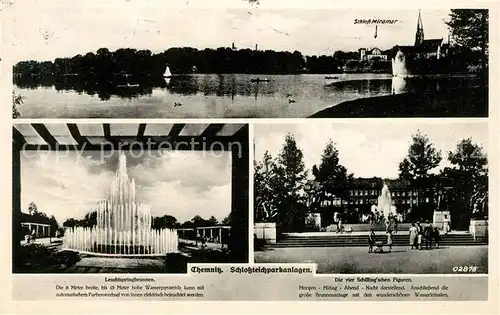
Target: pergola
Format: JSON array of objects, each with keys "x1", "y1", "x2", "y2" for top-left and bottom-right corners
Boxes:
[
  {"x1": 21, "y1": 222, "x2": 51, "y2": 238},
  {"x1": 12, "y1": 123, "x2": 249, "y2": 268},
  {"x1": 177, "y1": 225, "x2": 231, "y2": 247}
]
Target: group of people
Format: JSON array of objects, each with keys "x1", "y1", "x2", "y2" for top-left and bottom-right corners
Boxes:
[
  {"x1": 367, "y1": 216, "x2": 452, "y2": 253},
  {"x1": 195, "y1": 230, "x2": 230, "y2": 249},
  {"x1": 367, "y1": 228, "x2": 393, "y2": 253},
  {"x1": 385, "y1": 213, "x2": 399, "y2": 234},
  {"x1": 408, "y1": 222, "x2": 441, "y2": 250}
]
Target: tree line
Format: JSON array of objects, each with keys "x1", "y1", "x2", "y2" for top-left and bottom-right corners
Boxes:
[
  {"x1": 12, "y1": 45, "x2": 483, "y2": 79},
  {"x1": 62, "y1": 211, "x2": 231, "y2": 230},
  {"x1": 13, "y1": 47, "x2": 362, "y2": 77},
  {"x1": 254, "y1": 131, "x2": 488, "y2": 232}
]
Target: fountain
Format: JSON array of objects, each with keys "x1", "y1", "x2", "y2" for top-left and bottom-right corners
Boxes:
[
  {"x1": 391, "y1": 50, "x2": 408, "y2": 77},
  {"x1": 391, "y1": 76, "x2": 407, "y2": 94},
  {"x1": 377, "y1": 183, "x2": 397, "y2": 220},
  {"x1": 63, "y1": 152, "x2": 178, "y2": 256}
]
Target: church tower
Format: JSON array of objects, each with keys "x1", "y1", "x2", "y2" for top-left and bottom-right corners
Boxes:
[{"x1": 415, "y1": 10, "x2": 424, "y2": 46}]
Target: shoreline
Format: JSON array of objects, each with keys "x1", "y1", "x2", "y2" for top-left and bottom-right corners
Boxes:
[{"x1": 310, "y1": 86, "x2": 488, "y2": 118}]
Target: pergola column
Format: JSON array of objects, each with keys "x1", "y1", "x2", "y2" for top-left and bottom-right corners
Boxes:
[
  {"x1": 12, "y1": 138, "x2": 21, "y2": 269},
  {"x1": 230, "y1": 127, "x2": 249, "y2": 261}
]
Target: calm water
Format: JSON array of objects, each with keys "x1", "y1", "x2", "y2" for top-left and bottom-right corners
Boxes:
[{"x1": 14, "y1": 73, "x2": 478, "y2": 118}]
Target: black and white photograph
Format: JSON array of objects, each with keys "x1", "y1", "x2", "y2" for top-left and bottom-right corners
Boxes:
[
  {"x1": 12, "y1": 123, "x2": 249, "y2": 273},
  {"x1": 9, "y1": 4, "x2": 488, "y2": 118},
  {"x1": 2, "y1": 0, "x2": 498, "y2": 309},
  {"x1": 253, "y1": 120, "x2": 488, "y2": 274}
]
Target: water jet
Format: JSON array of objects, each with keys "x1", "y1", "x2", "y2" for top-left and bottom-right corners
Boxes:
[{"x1": 63, "y1": 152, "x2": 178, "y2": 256}]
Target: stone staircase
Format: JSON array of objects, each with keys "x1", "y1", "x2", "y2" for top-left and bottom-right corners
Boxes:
[{"x1": 270, "y1": 232, "x2": 487, "y2": 248}]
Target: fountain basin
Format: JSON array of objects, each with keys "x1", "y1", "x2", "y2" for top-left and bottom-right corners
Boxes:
[
  {"x1": 63, "y1": 226, "x2": 179, "y2": 256},
  {"x1": 60, "y1": 248, "x2": 172, "y2": 258}
]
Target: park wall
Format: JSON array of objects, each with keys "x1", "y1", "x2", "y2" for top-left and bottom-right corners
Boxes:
[{"x1": 254, "y1": 222, "x2": 276, "y2": 244}]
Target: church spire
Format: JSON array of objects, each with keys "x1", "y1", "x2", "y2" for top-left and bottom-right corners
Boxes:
[{"x1": 415, "y1": 10, "x2": 424, "y2": 46}]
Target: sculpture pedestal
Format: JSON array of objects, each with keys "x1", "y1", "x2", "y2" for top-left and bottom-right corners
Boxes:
[
  {"x1": 433, "y1": 210, "x2": 451, "y2": 231},
  {"x1": 469, "y1": 219, "x2": 488, "y2": 241},
  {"x1": 254, "y1": 222, "x2": 276, "y2": 244}
]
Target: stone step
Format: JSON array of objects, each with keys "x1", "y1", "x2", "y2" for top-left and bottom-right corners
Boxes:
[
  {"x1": 276, "y1": 240, "x2": 487, "y2": 246},
  {"x1": 280, "y1": 238, "x2": 476, "y2": 242},
  {"x1": 283, "y1": 235, "x2": 473, "y2": 240},
  {"x1": 270, "y1": 234, "x2": 487, "y2": 248},
  {"x1": 271, "y1": 243, "x2": 487, "y2": 248}
]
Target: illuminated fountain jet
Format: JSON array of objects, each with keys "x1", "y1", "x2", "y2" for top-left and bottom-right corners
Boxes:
[
  {"x1": 63, "y1": 152, "x2": 178, "y2": 256},
  {"x1": 392, "y1": 50, "x2": 408, "y2": 77}
]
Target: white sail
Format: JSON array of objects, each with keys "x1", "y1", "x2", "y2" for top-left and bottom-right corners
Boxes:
[{"x1": 164, "y1": 66, "x2": 172, "y2": 77}]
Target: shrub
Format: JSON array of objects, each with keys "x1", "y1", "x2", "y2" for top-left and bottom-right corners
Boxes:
[
  {"x1": 12, "y1": 91, "x2": 25, "y2": 118},
  {"x1": 254, "y1": 235, "x2": 267, "y2": 251},
  {"x1": 15, "y1": 244, "x2": 81, "y2": 272}
]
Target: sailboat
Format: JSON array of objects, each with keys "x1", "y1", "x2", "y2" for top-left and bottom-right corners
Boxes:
[{"x1": 164, "y1": 66, "x2": 172, "y2": 78}]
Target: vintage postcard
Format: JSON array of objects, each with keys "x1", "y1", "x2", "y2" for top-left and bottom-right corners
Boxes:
[{"x1": 0, "y1": 0, "x2": 498, "y2": 314}]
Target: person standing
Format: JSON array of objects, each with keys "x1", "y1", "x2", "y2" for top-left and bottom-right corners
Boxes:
[
  {"x1": 417, "y1": 230, "x2": 423, "y2": 250},
  {"x1": 433, "y1": 227, "x2": 441, "y2": 249},
  {"x1": 337, "y1": 215, "x2": 343, "y2": 233},
  {"x1": 196, "y1": 231, "x2": 201, "y2": 247},
  {"x1": 416, "y1": 222, "x2": 423, "y2": 235},
  {"x1": 334, "y1": 212, "x2": 339, "y2": 232},
  {"x1": 424, "y1": 222, "x2": 433, "y2": 249},
  {"x1": 386, "y1": 229, "x2": 393, "y2": 253},
  {"x1": 368, "y1": 229, "x2": 376, "y2": 253},
  {"x1": 442, "y1": 215, "x2": 451, "y2": 235},
  {"x1": 409, "y1": 223, "x2": 418, "y2": 249}
]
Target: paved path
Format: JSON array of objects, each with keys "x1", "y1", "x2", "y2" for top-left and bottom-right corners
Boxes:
[
  {"x1": 255, "y1": 245, "x2": 488, "y2": 274},
  {"x1": 21, "y1": 237, "x2": 62, "y2": 246},
  {"x1": 179, "y1": 238, "x2": 226, "y2": 250}
]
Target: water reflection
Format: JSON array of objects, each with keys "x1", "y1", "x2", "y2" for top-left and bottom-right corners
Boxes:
[
  {"x1": 15, "y1": 74, "x2": 323, "y2": 101},
  {"x1": 13, "y1": 73, "x2": 482, "y2": 118},
  {"x1": 325, "y1": 79, "x2": 392, "y2": 96}
]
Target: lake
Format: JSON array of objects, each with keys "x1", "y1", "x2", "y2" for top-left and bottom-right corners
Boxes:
[{"x1": 14, "y1": 73, "x2": 481, "y2": 118}]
